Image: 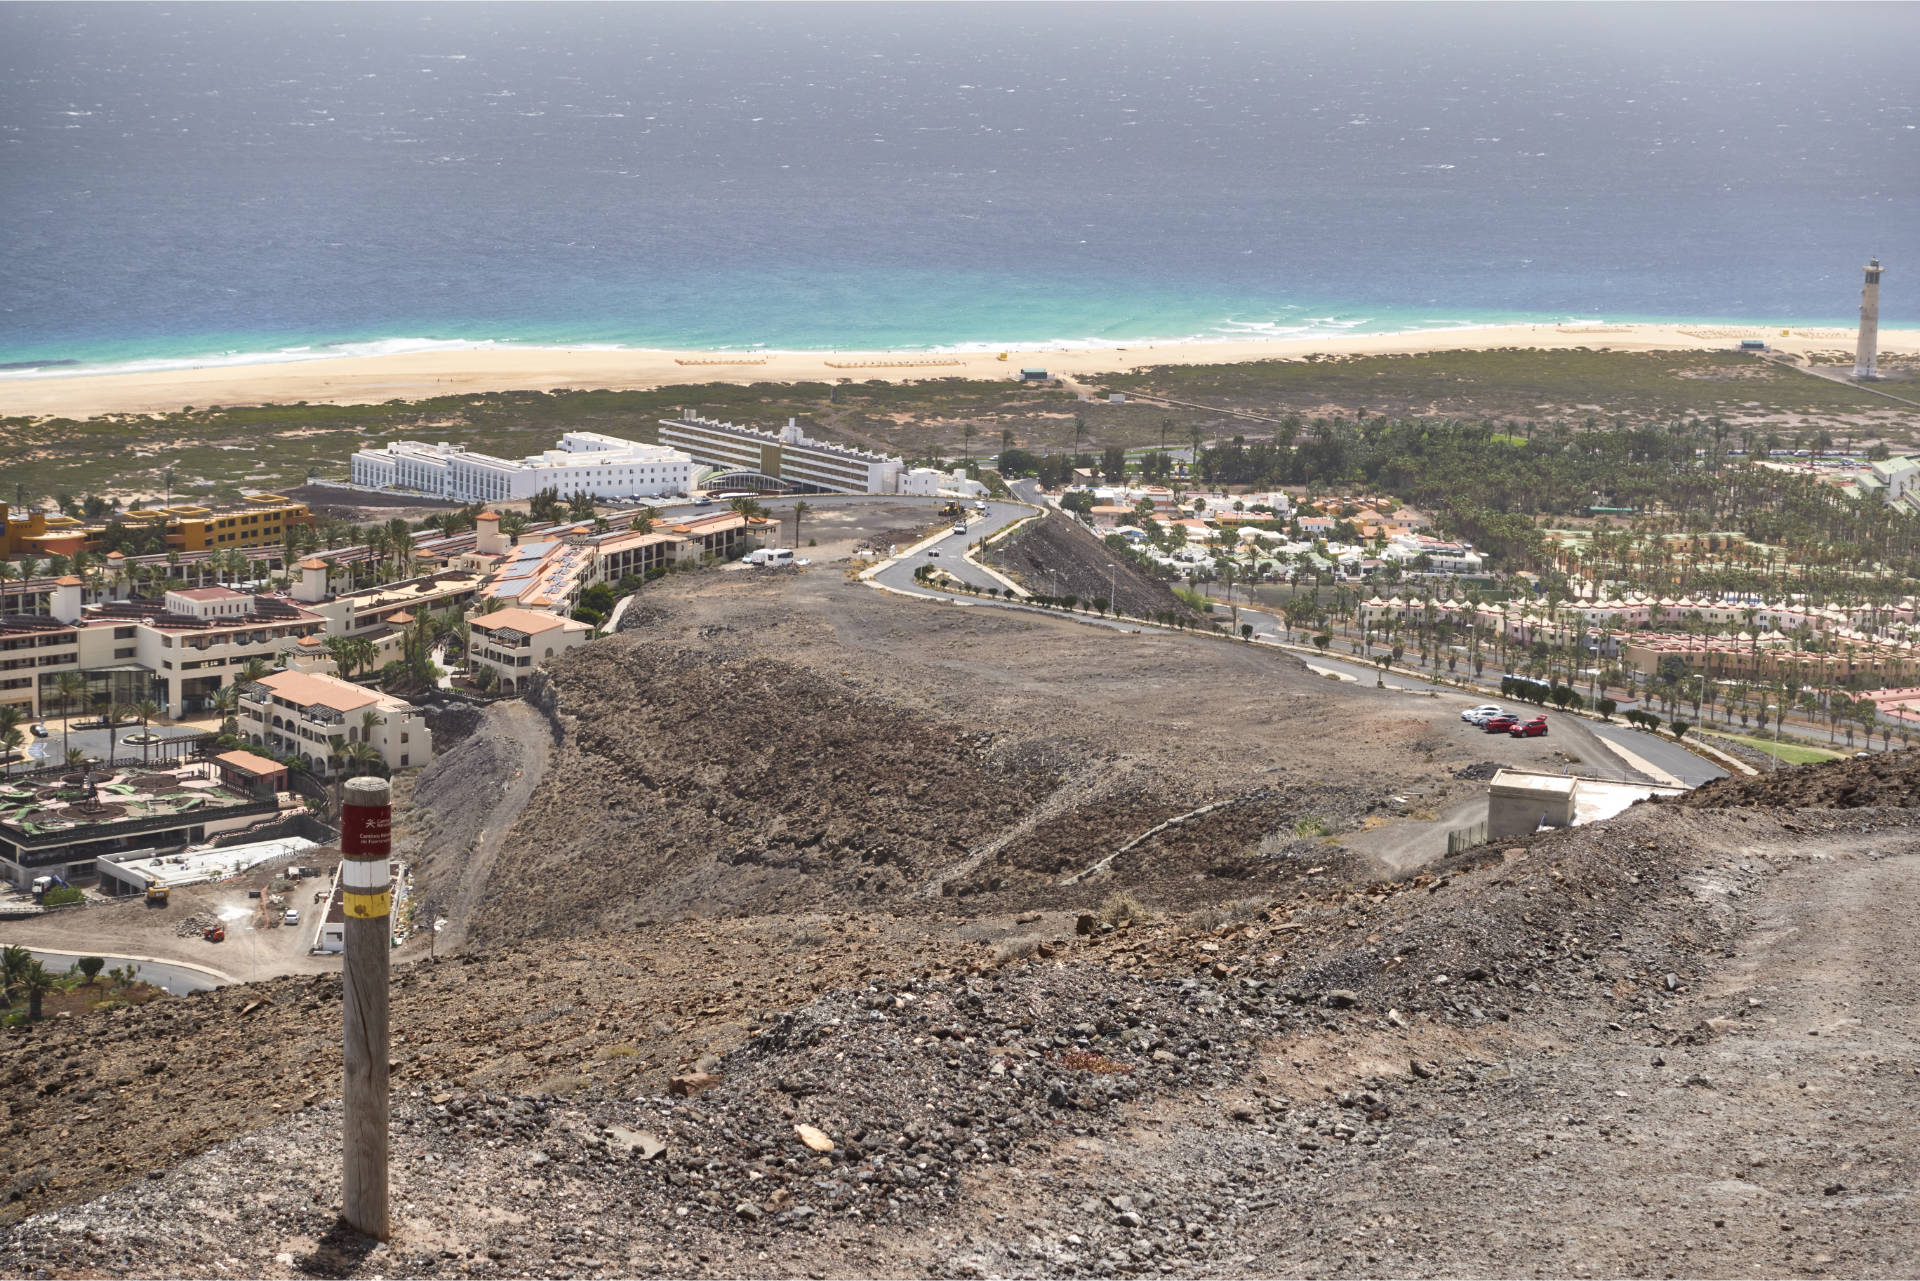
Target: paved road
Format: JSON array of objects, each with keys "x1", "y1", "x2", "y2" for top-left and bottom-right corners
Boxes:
[
  {"x1": 23, "y1": 949, "x2": 225, "y2": 994},
  {"x1": 21, "y1": 723, "x2": 201, "y2": 770},
  {"x1": 1586, "y1": 720, "x2": 1726, "y2": 788},
  {"x1": 870, "y1": 500, "x2": 1035, "y2": 596}
]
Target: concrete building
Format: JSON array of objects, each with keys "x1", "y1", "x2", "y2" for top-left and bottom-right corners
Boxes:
[
  {"x1": 658, "y1": 415, "x2": 904, "y2": 494},
  {"x1": 1855, "y1": 257, "x2": 1883, "y2": 381},
  {"x1": 237, "y1": 669, "x2": 431, "y2": 775},
  {"x1": 96, "y1": 835, "x2": 318, "y2": 899},
  {"x1": 7, "y1": 587, "x2": 330, "y2": 721},
  {"x1": 0, "y1": 759, "x2": 284, "y2": 890},
  {"x1": 898, "y1": 467, "x2": 989, "y2": 499},
  {"x1": 351, "y1": 432, "x2": 695, "y2": 503},
  {"x1": 467, "y1": 607, "x2": 593, "y2": 694},
  {"x1": 1485, "y1": 768, "x2": 1685, "y2": 841},
  {"x1": 0, "y1": 495, "x2": 315, "y2": 561}
]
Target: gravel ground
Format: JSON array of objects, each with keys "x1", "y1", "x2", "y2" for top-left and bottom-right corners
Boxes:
[{"x1": 10, "y1": 794, "x2": 1920, "y2": 1277}]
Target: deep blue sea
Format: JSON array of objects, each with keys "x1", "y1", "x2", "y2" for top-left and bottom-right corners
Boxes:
[{"x1": 1, "y1": 2, "x2": 1915, "y2": 378}]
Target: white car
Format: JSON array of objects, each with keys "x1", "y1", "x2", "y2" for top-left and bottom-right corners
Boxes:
[
  {"x1": 1461, "y1": 705, "x2": 1505, "y2": 725},
  {"x1": 952, "y1": 524, "x2": 968, "y2": 536},
  {"x1": 284, "y1": 908, "x2": 300, "y2": 926}
]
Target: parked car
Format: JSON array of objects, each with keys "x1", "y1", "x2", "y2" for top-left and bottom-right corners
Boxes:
[
  {"x1": 1461, "y1": 704, "x2": 1503, "y2": 724},
  {"x1": 927, "y1": 549, "x2": 941, "y2": 558},
  {"x1": 284, "y1": 908, "x2": 300, "y2": 926},
  {"x1": 1509, "y1": 716, "x2": 1549, "y2": 738},
  {"x1": 1483, "y1": 715, "x2": 1519, "y2": 734},
  {"x1": 29, "y1": 723, "x2": 48, "y2": 738}
]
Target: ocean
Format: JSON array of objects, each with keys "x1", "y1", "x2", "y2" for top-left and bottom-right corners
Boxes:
[{"x1": 1, "y1": 1, "x2": 1915, "y2": 377}]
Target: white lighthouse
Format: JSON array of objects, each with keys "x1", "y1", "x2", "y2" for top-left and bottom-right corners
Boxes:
[{"x1": 1854, "y1": 257, "x2": 1883, "y2": 381}]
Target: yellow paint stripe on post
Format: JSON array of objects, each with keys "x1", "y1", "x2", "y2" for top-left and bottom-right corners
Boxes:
[{"x1": 345, "y1": 890, "x2": 392, "y2": 919}]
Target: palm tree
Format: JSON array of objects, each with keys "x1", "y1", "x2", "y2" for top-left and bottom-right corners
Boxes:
[
  {"x1": 791, "y1": 500, "x2": 813, "y2": 548},
  {"x1": 629, "y1": 507, "x2": 657, "y2": 535},
  {"x1": 53, "y1": 671, "x2": 84, "y2": 764},
  {"x1": 64, "y1": 747, "x2": 86, "y2": 771},
  {"x1": 0, "y1": 706, "x2": 23, "y2": 778},
  {"x1": 325, "y1": 634, "x2": 359, "y2": 678},
  {"x1": 134, "y1": 698, "x2": 161, "y2": 766},
  {"x1": 1, "y1": 944, "x2": 32, "y2": 1008},
  {"x1": 103, "y1": 702, "x2": 127, "y2": 767},
  {"x1": 358, "y1": 708, "x2": 385, "y2": 751},
  {"x1": 0, "y1": 558, "x2": 17, "y2": 612},
  {"x1": 497, "y1": 512, "x2": 528, "y2": 546},
  {"x1": 345, "y1": 739, "x2": 380, "y2": 779},
  {"x1": 19, "y1": 959, "x2": 54, "y2": 1021},
  {"x1": 212, "y1": 683, "x2": 241, "y2": 737}
]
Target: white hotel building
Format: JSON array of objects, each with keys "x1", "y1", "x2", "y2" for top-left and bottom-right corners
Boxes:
[
  {"x1": 658, "y1": 416, "x2": 904, "y2": 494},
  {"x1": 351, "y1": 432, "x2": 695, "y2": 504}
]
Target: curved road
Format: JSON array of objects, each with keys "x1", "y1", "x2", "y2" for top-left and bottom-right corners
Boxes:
[
  {"x1": 22, "y1": 949, "x2": 225, "y2": 994},
  {"x1": 870, "y1": 500, "x2": 1035, "y2": 595}
]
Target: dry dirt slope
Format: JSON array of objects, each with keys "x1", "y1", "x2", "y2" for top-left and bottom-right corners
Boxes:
[
  {"x1": 408, "y1": 570, "x2": 1438, "y2": 946},
  {"x1": 7, "y1": 768, "x2": 1920, "y2": 1277}
]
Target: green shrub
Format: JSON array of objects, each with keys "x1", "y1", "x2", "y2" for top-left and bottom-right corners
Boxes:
[{"x1": 42, "y1": 887, "x2": 84, "y2": 907}]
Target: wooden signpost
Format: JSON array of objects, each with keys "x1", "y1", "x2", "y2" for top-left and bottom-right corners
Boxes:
[{"x1": 340, "y1": 775, "x2": 391, "y2": 1240}]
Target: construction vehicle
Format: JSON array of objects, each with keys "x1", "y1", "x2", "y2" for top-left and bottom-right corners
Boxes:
[
  {"x1": 203, "y1": 923, "x2": 225, "y2": 943},
  {"x1": 29, "y1": 874, "x2": 70, "y2": 903},
  {"x1": 940, "y1": 500, "x2": 967, "y2": 521},
  {"x1": 145, "y1": 885, "x2": 170, "y2": 908}
]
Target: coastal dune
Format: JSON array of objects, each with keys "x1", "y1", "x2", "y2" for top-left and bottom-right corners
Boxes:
[{"x1": 4, "y1": 322, "x2": 1915, "y2": 420}]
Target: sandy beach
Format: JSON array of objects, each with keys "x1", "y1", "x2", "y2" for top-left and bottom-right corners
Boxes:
[{"x1": 4, "y1": 323, "x2": 1915, "y2": 420}]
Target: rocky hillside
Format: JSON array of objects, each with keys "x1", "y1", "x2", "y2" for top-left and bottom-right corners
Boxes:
[
  {"x1": 1681, "y1": 747, "x2": 1920, "y2": 808},
  {"x1": 984, "y1": 511, "x2": 1199, "y2": 622},
  {"x1": 11, "y1": 767, "x2": 1920, "y2": 1277},
  {"x1": 459, "y1": 639, "x2": 1059, "y2": 943}
]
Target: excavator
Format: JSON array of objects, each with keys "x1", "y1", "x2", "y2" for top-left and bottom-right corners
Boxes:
[{"x1": 145, "y1": 885, "x2": 169, "y2": 908}]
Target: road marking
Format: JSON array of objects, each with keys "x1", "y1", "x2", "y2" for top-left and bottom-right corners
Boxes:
[{"x1": 1592, "y1": 732, "x2": 1686, "y2": 788}]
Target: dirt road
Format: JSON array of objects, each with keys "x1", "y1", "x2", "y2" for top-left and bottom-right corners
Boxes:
[{"x1": 898, "y1": 810, "x2": 1920, "y2": 1279}]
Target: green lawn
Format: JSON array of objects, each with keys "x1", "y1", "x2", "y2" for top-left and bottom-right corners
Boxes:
[{"x1": 1700, "y1": 731, "x2": 1843, "y2": 765}]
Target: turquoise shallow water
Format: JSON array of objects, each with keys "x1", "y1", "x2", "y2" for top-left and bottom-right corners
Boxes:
[{"x1": 1, "y1": 3, "x2": 1913, "y2": 378}]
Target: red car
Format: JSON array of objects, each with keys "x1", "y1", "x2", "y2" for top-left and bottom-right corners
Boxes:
[
  {"x1": 1483, "y1": 716, "x2": 1518, "y2": 733},
  {"x1": 1508, "y1": 716, "x2": 1549, "y2": 738}
]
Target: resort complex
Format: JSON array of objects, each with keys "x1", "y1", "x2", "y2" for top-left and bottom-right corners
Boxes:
[{"x1": 350, "y1": 431, "x2": 697, "y2": 503}]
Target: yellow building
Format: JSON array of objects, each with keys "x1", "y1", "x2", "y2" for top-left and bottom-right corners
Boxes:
[{"x1": 1, "y1": 495, "x2": 315, "y2": 560}]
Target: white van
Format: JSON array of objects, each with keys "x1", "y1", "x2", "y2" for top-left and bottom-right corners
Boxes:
[{"x1": 746, "y1": 548, "x2": 796, "y2": 568}]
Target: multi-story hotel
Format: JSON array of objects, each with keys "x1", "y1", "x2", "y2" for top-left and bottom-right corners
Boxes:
[
  {"x1": 237, "y1": 669, "x2": 431, "y2": 775},
  {"x1": 0, "y1": 494, "x2": 316, "y2": 560},
  {"x1": 657, "y1": 415, "x2": 904, "y2": 494},
  {"x1": 350, "y1": 431, "x2": 695, "y2": 503}
]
